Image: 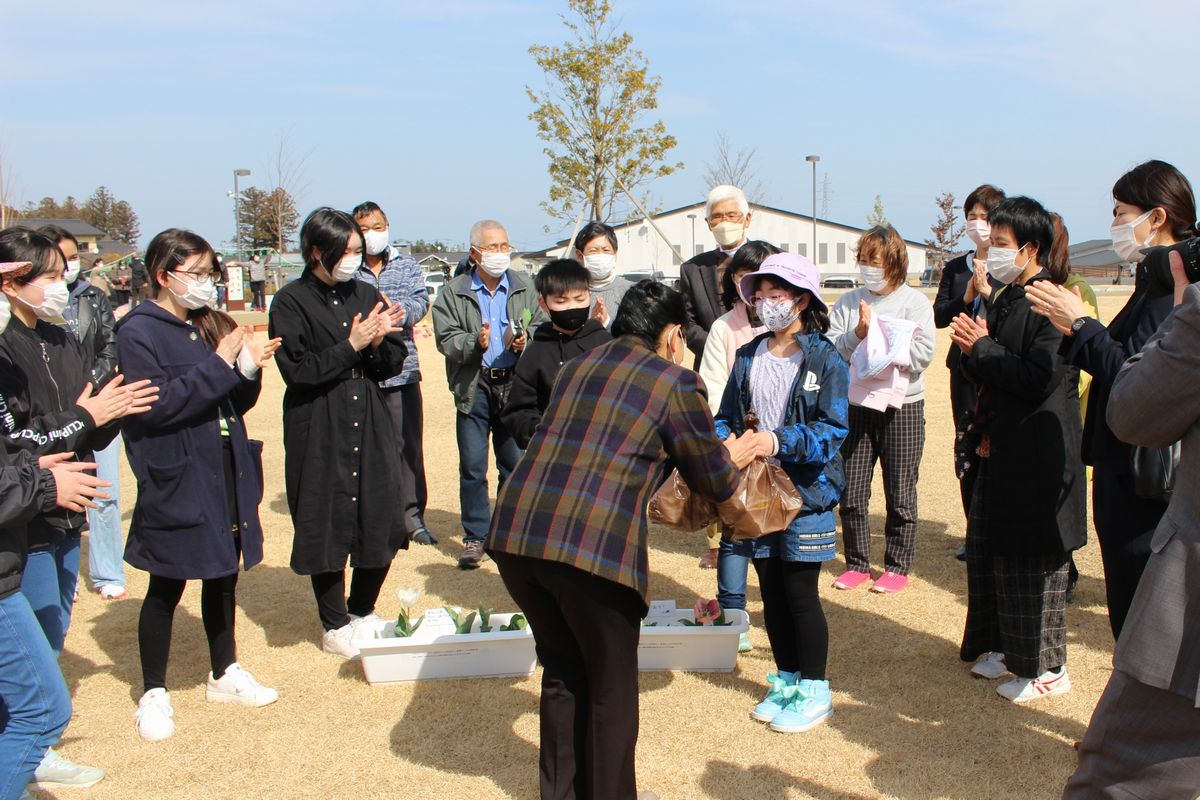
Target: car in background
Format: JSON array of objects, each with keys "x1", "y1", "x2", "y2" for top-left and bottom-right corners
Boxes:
[
  {"x1": 621, "y1": 269, "x2": 680, "y2": 289},
  {"x1": 424, "y1": 272, "x2": 446, "y2": 300},
  {"x1": 820, "y1": 273, "x2": 859, "y2": 289}
]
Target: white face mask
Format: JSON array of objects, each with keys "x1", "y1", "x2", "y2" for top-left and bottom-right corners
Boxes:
[
  {"x1": 478, "y1": 250, "x2": 510, "y2": 278},
  {"x1": 985, "y1": 245, "x2": 1027, "y2": 285},
  {"x1": 363, "y1": 229, "x2": 390, "y2": 256},
  {"x1": 63, "y1": 258, "x2": 82, "y2": 283},
  {"x1": 858, "y1": 264, "x2": 888, "y2": 293},
  {"x1": 332, "y1": 254, "x2": 362, "y2": 283},
  {"x1": 965, "y1": 220, "x2": 991, "y2": 248},
  {"x1": 168, "y1": 272, "x2": 217, "y2": 310},
  {"x1": 0, "y1": 295, "x2": 9, "y2": 334},
  {"x1": 17, "y1": 280, "x2": 70, "y2": 319},
  {"x1": 1110, "y1": 209, "x2": 1155, "y2": 264},
  {"x1": 582, "y1": 253, "x2": 617, "y2": 285},
  {"x1": 711, "y1": 221, "x2": 745, "y2": 249}
]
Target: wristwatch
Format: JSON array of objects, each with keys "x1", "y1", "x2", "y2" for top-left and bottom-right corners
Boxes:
[{"x1": 1069, "y1": 317, "x2": 1088, "y2": 336}]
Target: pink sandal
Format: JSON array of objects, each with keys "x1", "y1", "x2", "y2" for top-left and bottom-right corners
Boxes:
[{"x1": 833, "y1": 570, "x2": 871, "y2": 590}]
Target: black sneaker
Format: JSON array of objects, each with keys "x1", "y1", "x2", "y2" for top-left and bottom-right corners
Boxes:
[
  {"x1": 954, "y1": 544, "x2": 968, "y2": 562},
  {"x1": 411, "y1": 528, "x2": 438, "y2": 546},
  {"x1": 457, "y1": 540, "x2": 488, "y2": 570}
]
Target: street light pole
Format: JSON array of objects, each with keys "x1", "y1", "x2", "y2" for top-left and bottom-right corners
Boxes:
[
  {"x1": 233, "y1": 168, "x2": 251, "y2": 259},
  {"x1": 805, "y1": 155, "x2": 820, "y2": 264},
  {"x1": 687, "y1": 213, "x2": 696, "y2": 258}
]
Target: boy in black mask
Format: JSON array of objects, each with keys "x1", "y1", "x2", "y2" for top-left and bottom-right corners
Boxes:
[{"x1": 502, "y1": 259, "x2": 612, "y2": 449}]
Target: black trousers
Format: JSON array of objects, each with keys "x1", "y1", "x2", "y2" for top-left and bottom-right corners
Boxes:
[
  {"x1": 493, "y1": 552, "x2": 642, "y2": 800},
  {"x1": 949, "y1": 367, "x2": 978, "y2": 520},
  {"x1": 1092, "y1": 463, "x2": 1162, "y2": 640},
  {"x1": 310, "y1": 566, "x2": 391, "y2": 631},
  {"x1": 383, "y1": 383, "x2": 428, "y2": 534},
  {"x1": 250, "y1": 280, "x2": 266, "y2": 310},
  {"x1": 753, "y1": 557, "x2": 827, "y2": 679},
  {"x1": 140, "y1": 571, "x2": 238, "y2": 693}
]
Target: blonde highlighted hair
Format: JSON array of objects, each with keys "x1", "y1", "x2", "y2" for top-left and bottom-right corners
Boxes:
[{"x1": 855, "y1": 225, "x2": 908, "y2": 288}]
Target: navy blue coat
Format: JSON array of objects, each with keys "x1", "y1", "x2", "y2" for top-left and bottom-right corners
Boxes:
[{"x1": 116, "y1": 303, "x2": 265, "y2": 580}]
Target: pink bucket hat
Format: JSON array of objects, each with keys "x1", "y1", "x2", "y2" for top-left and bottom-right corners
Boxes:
[{"x1": 739, "y1": 252, "x2": 826, "y2": 312}]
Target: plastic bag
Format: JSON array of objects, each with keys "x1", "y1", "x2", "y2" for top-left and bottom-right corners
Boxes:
[
  {"x1": 715, "y1": 411, "x2": 804, "y2": 539},
  {"x1": 648, "y1": 469, "x2": 718, "y2": 532}
]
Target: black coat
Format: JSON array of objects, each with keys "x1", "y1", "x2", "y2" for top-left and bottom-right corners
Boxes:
[
  {"x1": 116, "y1": 303, "x2": 266, "y2": 580},
  {"x1": 0, "y1": 317, "x2": 118, "y2": 551},
  {"x1": 269, "y1": 272, "x2": 409, "y2": 574},
  {"x1": 0, "y1": 450, "x2": 57, "y2": 601},
  {"x1": 66, "y1": 279, "x2": 119, "y2": 387},
  {"x1": 679, "y1": 249, "x2": 730, "y2": 358},
  {"x1": 962, "y1": 271, "x2": 1087, "y2": 555},
  {"x1": 934, "y1": 253, "x2": 1000, "y2": 370},
  {"x1": 501, "y1": 319, "x2": 612, "y2": 449}
]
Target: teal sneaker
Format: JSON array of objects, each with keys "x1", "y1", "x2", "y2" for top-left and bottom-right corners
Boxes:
[
  {"x1": 738, "y1": 632, "x2": 753, "y2": 653},
  {"x1": 750, "y1": 671, "x2": 796, "y2": 721},
  {"x1": 769, "y1": 679, "x2": 833, "y2": 733}
]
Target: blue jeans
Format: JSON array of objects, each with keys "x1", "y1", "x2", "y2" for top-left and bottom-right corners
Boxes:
[
  {"x1": 456, "y1": 381, "x2": 520, "y2": 542},
  {"x1": 87, "y1": 434, "x2": 125, "y2": 589},
  {"x1": 717, "y1": 537, "x2": 754, "y2": 611},
  {"x1": 20, "y1": 532, "x2": 81, "y2": 656},
  {"x1": 0, "y1": 592, "x2": 72, "y2": 800}
]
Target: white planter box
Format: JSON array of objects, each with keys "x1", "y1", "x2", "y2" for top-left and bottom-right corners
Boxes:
[
  {"x1": 637, "y1": 602, "x2": 749, "y2": 673},
  {"x1": 355, "y1": 613, "x2": 536, "y2": 685}
]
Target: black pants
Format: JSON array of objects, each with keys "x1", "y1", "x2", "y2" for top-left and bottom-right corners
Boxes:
[
  {"x1": 1092, "y1": 462, "x2": 1162, "y2": 639},
  {"x1": 310, "y1": 566, "x2": 391, "y2": 631},
  {"x1": 753, "y1": 557, "x2": 827, "y2": 679},
  {"x1": 493, "y1": 552, "x2": 642, "y2": 800},
  {"x1": 949, "y1": 367, "x2": 978, "y2": 519},
  {"x1": 383, "y1": 383, "x2": 428, "y2": 534},
  {"x1": 250, "y1": 280, "x2": 266, "y2": 310},
  {"x1": 139, "y1": 571, "x2": 238, "y2": 693}
]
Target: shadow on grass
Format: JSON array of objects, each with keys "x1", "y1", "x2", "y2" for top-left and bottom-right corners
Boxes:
[
  {"x1": 700, "y1": 760, "x2": 878, "y2": 800},
  {"x1": 237, "y1": 565, "x2": 319, "y2": 650},
  {"x1": 86, "y1": 592, "x2": 207, "y2": 701}
]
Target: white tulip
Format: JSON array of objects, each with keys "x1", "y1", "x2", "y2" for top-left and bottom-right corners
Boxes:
[{"x1": 395, "y1": 588, "x2": 422, "y2": 607}]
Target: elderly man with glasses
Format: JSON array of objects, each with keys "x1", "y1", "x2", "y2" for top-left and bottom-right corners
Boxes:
[{"x1": 432, "y1": 220, "x2": 546, "y2": 569}]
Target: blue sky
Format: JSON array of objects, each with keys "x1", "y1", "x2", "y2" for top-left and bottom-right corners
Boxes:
[{"x1": 4, "y1": 0, "x2": 1199, "y2": 252}]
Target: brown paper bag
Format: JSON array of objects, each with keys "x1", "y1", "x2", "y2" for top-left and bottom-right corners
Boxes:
[
  {"x1": 716, "y1": 458, "x2": 804, "y2": 539},
  {"x1": 648, "y1": 469, "x2": 718, "y2": 532}
]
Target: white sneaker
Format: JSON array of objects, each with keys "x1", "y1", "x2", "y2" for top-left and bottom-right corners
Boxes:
[
  {"x1": 98, "y1": 584, "x2": 128, "y2": 600},
  {"x1": 997, "y1": 668, "x2": 1072, "y2": 703},
  {"x1": 135, "y1": 688, "x2": 175, "y2": 741},
  {"x1": 321, "y1": 623, "x2": 360, "y2": 659},
  {"x1": 34, "y1": 747, "x2": 105, "y2": 787},
  {"x1": 348, "y1": 612, "x2": 382, "y2": 629},
  {"x1": 205, "y1": 663, "x2": 279, "y2": 707},
  {"x1": 970, "y1": 651, "x2": 1009, "y2": 680}
]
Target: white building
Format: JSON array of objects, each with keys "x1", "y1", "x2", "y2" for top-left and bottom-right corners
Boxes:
[{"x1": 532, "y1": 201, "x2": 928, "y2": 283}]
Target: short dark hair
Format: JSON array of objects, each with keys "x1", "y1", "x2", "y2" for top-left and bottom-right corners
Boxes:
[
  {"x1": 987, "y1": 196, "x2": 1055, "y2": 267},
  {"x1": 1113, "y1": 160, "x2": 1198, "y2": 241},
  {"x1": 144, "y1": 228, "x2": 234, "y2": 348},
  {"x1": 535, "y1": 258, "x2": 590, "y2": 298},
  {"x1": 721, "y1": 240, "x2": 780, "y2": 310},
  {"x1": 964, "y1": 184, "x2": 1006, "y2": 216},
  {"x1": 0, "y1": 227, "x2": 64, "y2": 285},
  {"x1": 37, "y1": 223, "x2": 79, "y2": 251},
  {"x1": 611, "y1": 279, "x2": 686, "y2": 350},
  {"x1": 300, "y1": 207, "x2": 363, "y2": 275},
  {"x1": 573, "y1": 221, "x2": 618, "y2": 255},
  {"x1": 352, "y1": 201, "x2": 387, "y2": 222},
  {"x1": 752, "y1": 274, "x2": 830, "y2": 334}
]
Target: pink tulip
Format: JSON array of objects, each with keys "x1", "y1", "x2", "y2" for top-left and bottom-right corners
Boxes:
[{"x1": 693, "y1": 598, "x2": 721, "y2": 625}]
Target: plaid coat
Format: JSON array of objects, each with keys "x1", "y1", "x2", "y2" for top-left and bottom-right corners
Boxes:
[{"x1": 487, "y1": 337, "x2": 739, "y2": 610}]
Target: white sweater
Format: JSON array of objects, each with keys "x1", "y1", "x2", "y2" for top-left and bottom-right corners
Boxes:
[{"x1": 827, "y1": 285, "x2": 936, "y2": 403}]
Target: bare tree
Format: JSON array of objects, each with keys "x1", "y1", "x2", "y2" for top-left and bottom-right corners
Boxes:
[
  {"x1": 263, "y1": 129, "x2": 312, "y2": 252},
  {"x1": 703, "y1": 132, "x2": 765, "y2": 203}
]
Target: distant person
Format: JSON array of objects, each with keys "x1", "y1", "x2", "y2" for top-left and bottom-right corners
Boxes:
[
  {"x1": 680, "y1": 184, "x2": 753, "y2": 362},
  {"x1": 933, "y1": 184, "x2": 1004, "y2": 548},
  {"x1": 117, "y1": 229, "x2": 280, "y2": 741},
  {"x1": 108, "y1": 259, "x2": 132, "y2": 308},
  {"x1": 572, "y1": 221, "x2": 630, "y2": 328},
  {"x1": 431, "y1": 219, "x2": 545, "y2": 570},
  {"x1": 501, "y1": 258, "x2": 611, "y2": 448},
  {"x1": 248, "y1": 254, "x2": 267, "y2": 311},
  {"x1": 1025, "y1": 159, "x2": 1194, "y2": 637},
  {"x1": 352, "y1": 201, "x2": 436, "y2": 546},
  {"x1": 38, "y1": 224, "x2": 126, "y2": 602},
  {"x1": 950, "y1": 197, "x2": 1086, "y2": 703},
  {"x1": 130, "y1": 256, "x2": 148, "y2": 307},
  {"x1": 213, "y1": 252, "x2": 228, "y2": 309},
  {"x1": 269, "y1": 208, "x2": 408, "y2": 659},
  {"x1": 1063, "y1": 265, "x2": 1200, "y2": 799}
]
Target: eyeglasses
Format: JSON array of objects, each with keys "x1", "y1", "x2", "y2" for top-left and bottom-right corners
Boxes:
[
  {"x1": 473, "y1": 243, "x2": 514, "y2": 254},
  {"x1": 172, "y1": 269, "x2": 214, "y2": 280},
  {"x1": 751, "y1": 292, "x2": 793, "y2": 303},
  {"x1": 708, "y1": 212, "x2": 745, "y2": 224}
]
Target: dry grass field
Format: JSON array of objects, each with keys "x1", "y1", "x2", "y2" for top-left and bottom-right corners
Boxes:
[{"x1": 41, "y1": 292, "x2": 1134, "y2": 800}]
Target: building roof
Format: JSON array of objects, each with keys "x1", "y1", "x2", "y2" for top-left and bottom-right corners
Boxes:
[{"x1": 6, "y1": 217, "x2": 106, "y2": 237}]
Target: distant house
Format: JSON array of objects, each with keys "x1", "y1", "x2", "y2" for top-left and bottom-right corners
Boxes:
[
  {"x1": 1069, "y1": 239, "x2": 1127, "y2": 282},
  {"x1": 413, "y1": 252, "x2": 470, "y2": 275},
  {"x1": 5, "y1": 217, "x2": 107, "y2": 254}
]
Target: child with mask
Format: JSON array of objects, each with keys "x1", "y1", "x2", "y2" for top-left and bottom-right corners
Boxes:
[
  {"x1": 502, "y1": 259, "x2": 612, "y2": 449},
  {"x1": 714, "y1": 252, "x2": 849, "y2": 733},
  {"x1": 573, "y1": 222, "x2": 630, "y2": 328}
]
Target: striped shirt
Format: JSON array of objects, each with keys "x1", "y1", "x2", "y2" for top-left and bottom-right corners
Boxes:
[
  {"x1": 487, "y1": 337, "x2": 739, "y2": 609},
  {"x1": 355, "y1": 247, "x2": 429, "y2": 386}
]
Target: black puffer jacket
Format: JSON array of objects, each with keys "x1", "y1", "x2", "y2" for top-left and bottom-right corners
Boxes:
[
  {"x1": 0, "y1": 450, "x2": 58, "y2": 601},
  {"x1": 501, "y1": 318, "x2": 612, "y2": 448},
  {"x1": 0, "y1": 317, "x2": 118, "y2": 551}
]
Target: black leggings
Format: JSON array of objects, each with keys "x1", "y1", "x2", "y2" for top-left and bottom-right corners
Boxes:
[
  {"x1": 753, "y1": 557, "x2": 828, "y2": 680},
  {"x1": 140, "y1": 572, "x2": 238, "y2": 693},
  {"x1": 310, "y1": 566, "x2": 391, "y2": 631}
]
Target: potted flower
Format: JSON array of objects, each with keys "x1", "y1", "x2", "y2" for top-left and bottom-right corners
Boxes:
[{"x1": 637, "y1": 598, "x2": 749, "y2": 673}]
